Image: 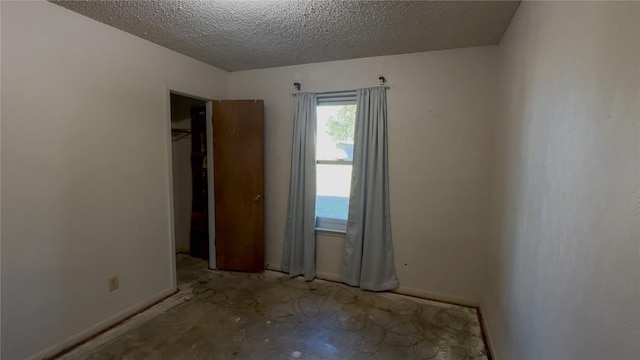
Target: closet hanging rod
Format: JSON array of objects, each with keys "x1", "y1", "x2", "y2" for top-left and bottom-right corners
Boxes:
[
  {"x1": 172, "y1": 133, "x2": 191, "y2": 141},
  {"x1": 171, "y1": 128, "x2": 191, "y2": 133}
]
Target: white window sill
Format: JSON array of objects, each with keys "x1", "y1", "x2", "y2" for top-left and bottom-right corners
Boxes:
[
  {"x1": 315, "y1": 228, "x2": 346, "y2": 238},
  {"x1": 315, "y1": 217, "x2": 347, "y2": 234}
]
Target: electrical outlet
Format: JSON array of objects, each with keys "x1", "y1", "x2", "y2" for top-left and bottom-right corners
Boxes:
[{"x1": 108, "y1": 276, "x2": 119, "y2": 292}]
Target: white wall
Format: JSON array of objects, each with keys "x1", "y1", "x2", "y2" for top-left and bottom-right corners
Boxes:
[
  {"x1": 0, "y1": 2, "x2": 227, "y2": 359},
  {"x1": 0, "y1": 1, "x2": 3, "y2": 353},
  {"x1": 485, "y1": 2, "x2": 640, "y2": 359},
  {"x1": 170, "y1": 126, "x2": 192, "y2": 254},
  {"x1": 228, "y1": 47, "x2": 498, "y2": 304},
  {"x1": 6, "y1": 2, "x2": 636, "y2": 359}
]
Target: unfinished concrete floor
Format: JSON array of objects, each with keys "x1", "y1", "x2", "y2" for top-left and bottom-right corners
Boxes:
[{"x1": 60, "y1": 255, "x2": 489, "y2": 359}]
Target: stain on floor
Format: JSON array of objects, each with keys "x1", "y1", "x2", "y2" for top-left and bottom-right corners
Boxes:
[{"x1": 60, "y1": 255, "x2": 489, "y2": 359}]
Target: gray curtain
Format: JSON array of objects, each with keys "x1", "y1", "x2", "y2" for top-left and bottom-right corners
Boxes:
[
  {"x1": 282, "y1": 93, "x2": 317, "y2": 281},
  {"x1": 342, "y1": 87, "x2": 399, "y2": 291}
]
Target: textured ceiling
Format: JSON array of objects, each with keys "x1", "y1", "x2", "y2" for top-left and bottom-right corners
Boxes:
[{"x1": 51, "y1": 0, "x2": 520, "y2": 72}]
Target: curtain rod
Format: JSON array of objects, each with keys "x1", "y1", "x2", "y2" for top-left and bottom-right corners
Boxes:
[
  {"x1": 291, "y1": 76, "x2": 389, "y2": 97},
  {"x1": 292, "y1": 85, "x2": 390, "y2": 97}
]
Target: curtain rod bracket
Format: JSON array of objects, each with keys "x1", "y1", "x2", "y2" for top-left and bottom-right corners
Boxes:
[
  {"x1": 378, "y1": 76, "x2": 386, "y2": 85},
  {"x1": 294, "y1": 82, "x2": 301, "y2": 91}
]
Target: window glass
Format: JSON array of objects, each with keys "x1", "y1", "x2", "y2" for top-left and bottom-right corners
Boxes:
[
  {"x1": 316, "y1": 164, "x2": 352, "y2": 220},
  {"x1": 316, "y1": 105, "x2": 356, "y2": 161},
  {"x1": 316, "y1": 104, "x2": 356, "y2": 230}
]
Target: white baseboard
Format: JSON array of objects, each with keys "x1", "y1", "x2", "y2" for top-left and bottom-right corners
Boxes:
[
  {"x1": 392, "y1": 285, "x2": 480, "y2": 308},
  {"x1": 316, "y1": 270, "x2": 480, "y2": 308},
  {"x1": 478, "y1": 303, "x2": 498, "y2": 359},
  {"x1": 315, "y1": 271, "x2": 342, "y2": 282},
  {"x1": 264, "y1": 264, "x2": 280, "y2": 273},
  {"x1": 268, "y1": 264, "x2": 480, "y2": 308},
  {"x1": 28, "y1": 287, "x2": 177, "y2": 360}
]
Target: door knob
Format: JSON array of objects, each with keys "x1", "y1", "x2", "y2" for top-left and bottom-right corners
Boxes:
[{"x1": 254, "y1": 195, "x2": 262, "y2": 202}]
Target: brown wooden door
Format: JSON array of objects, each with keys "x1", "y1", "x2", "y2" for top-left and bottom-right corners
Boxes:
[{"x1": 213, "y1": 100, "x2": 264, "y2": 272}]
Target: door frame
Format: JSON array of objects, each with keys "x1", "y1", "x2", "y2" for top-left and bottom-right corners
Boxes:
[{"x1": 164, "y1": 85, "x2": 217, "y2": 290}]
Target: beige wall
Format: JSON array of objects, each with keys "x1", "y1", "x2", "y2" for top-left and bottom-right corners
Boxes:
[
  {"x1": 0, "y1": 0, "x2": 3, "y2": 353},
  {"x1": 228, "y1": 47, "x2": 498, "y2": 304},
  {"x1": 171, "y1": 138, "x2": 193, "y2": 254},
  {"x1": 0, "y1": 2, "x2": 226, "y2": 359},
  {"x1": 4, "y1": 1, "x2": 638, "y2": 359},
  {"x1": 485, "y1": 2, "x2": 640, "y2": 359},
  {"x1": 170, "y1": 128, "x2": 192, "y2": 254}
]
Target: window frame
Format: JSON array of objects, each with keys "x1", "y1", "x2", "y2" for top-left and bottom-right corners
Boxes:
[{"x1": 314, "y1": 92, "x2": 357, "y2": 232}]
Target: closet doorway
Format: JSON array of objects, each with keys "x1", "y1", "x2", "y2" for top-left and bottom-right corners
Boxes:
[
  {"x1": 170, "y1": 93, "x2": 211, "y2": 262},
  {"x1": 169, "y1": 92, "x2": 265, "y2": 275}
]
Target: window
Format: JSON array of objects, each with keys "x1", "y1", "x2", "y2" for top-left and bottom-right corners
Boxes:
[{"x1": 315, "y1": 91, "x2": 357, "y2": 232}]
